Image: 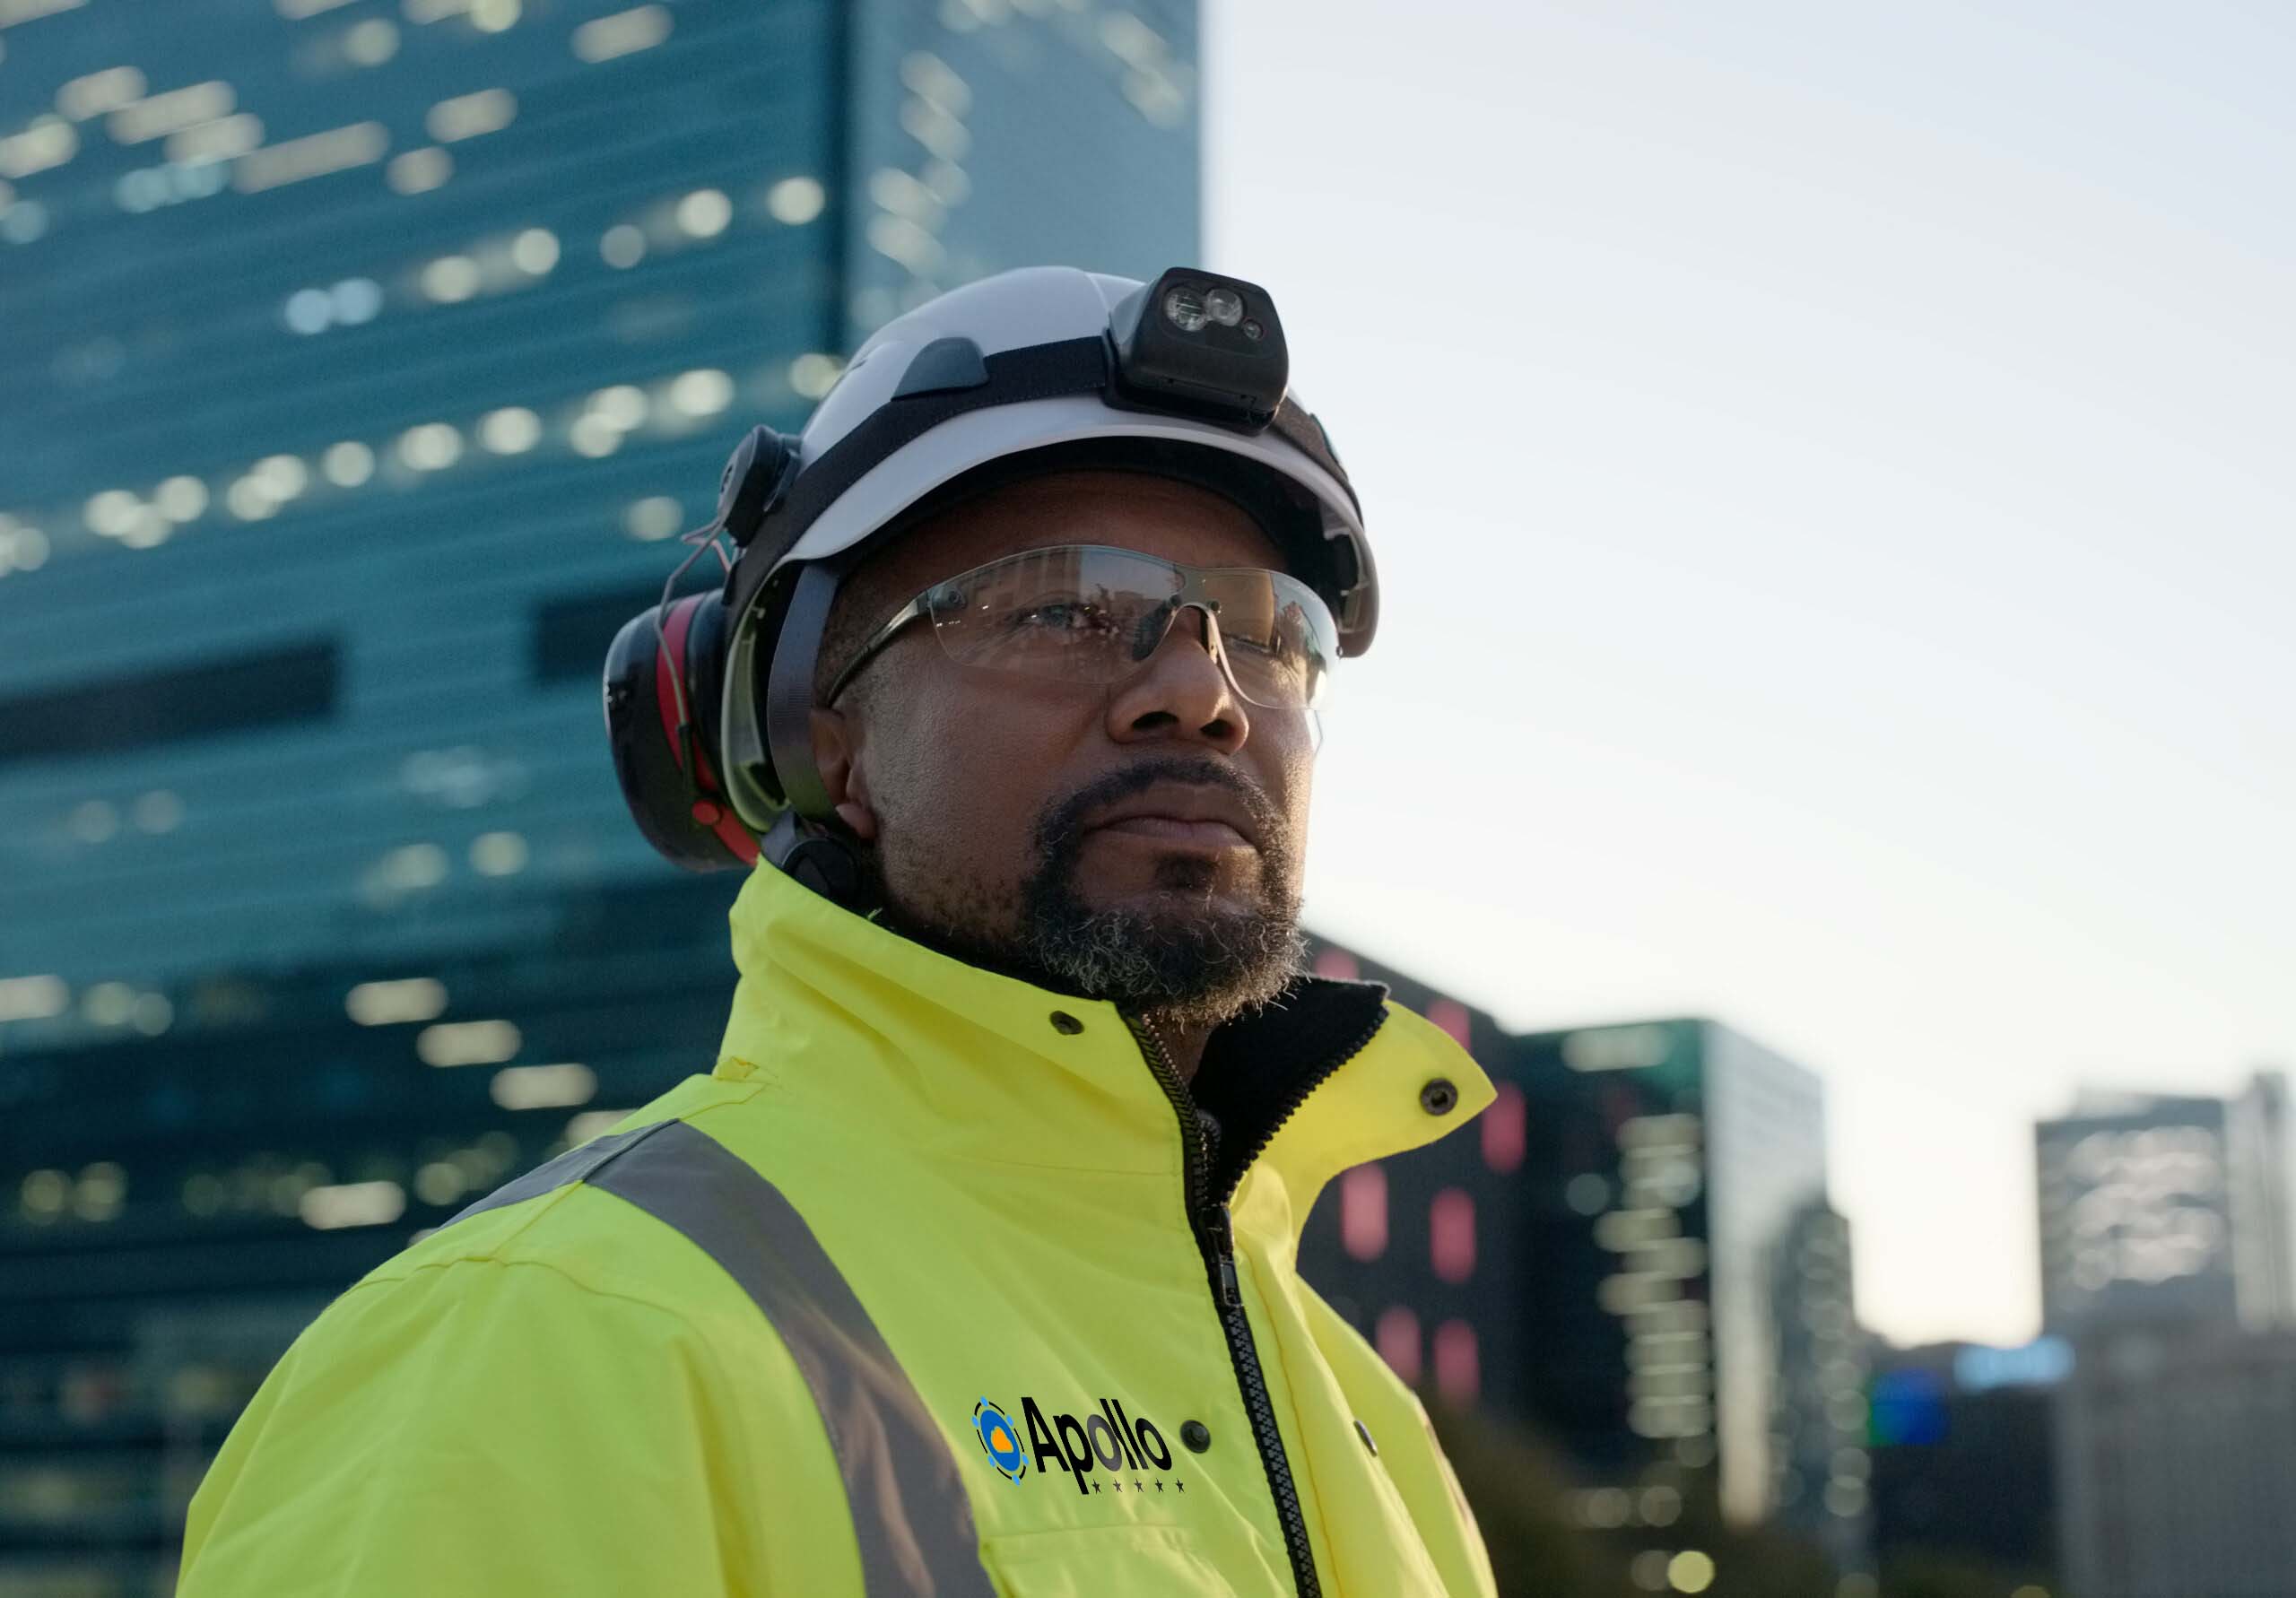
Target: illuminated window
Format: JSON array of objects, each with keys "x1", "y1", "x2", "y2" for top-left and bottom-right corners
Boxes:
[
  {"x1": 1433, "y1": 1319, "x2": 1479, "y2": 1403},
  {"x1": 1375, "y1": 1307, "x2": 1421, "y2": 1385},
  {"x1": 1481, "y1": 1081, "x2": 1525, "y2": 1173},
  {"x1": 1430, "y1": 1187, "x2": 1475, "y2": 1283},
  {"x1": 1339, "y1": 1163, "x2": 1387, "y2": 1262}
]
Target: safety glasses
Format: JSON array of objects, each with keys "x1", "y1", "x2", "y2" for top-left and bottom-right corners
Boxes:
[{"x1": 823, "y1": 543, "x2": 1339, "y2": 711}]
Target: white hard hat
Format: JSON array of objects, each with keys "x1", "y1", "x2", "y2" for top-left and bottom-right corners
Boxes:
[{"x1": 709, "y1": 264, "x2": 1378, "y2": 830}]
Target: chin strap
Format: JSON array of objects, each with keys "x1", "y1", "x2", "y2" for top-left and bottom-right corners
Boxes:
[{"x1": 761, "y1": 810, "x2": 877, "y2": 914}]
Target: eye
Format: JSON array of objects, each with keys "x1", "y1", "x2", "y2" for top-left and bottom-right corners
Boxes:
[{"x1": 1010, "y1": 598, "x2": 1118, "y2": 637}]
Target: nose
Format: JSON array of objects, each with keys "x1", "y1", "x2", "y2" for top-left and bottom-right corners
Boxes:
[{"x1": 1104, "y1": 602, "x2": 1250, "y2": 754}]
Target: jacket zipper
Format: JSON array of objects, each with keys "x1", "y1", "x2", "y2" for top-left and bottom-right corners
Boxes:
[{"x1": 1123, "y1": 1008, "x2": 1388, "y2": 1598}]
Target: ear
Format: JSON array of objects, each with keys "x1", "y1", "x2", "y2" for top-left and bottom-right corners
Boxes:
[{"x1": 809, "y1": 706, "x2": 879, "y2": 841}]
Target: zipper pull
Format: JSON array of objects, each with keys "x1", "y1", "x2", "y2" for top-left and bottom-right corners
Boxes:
[{"x1": 1205, "y1": 1203, "x2": 1241, "y2": 1308}]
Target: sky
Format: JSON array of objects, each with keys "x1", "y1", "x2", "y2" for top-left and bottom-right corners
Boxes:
[{"x1": 1199, "y1": 0, "x2": 2296, "y2": 1347}]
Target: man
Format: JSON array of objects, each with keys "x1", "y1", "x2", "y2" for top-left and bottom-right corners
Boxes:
[{"x1": 177, "y1": 267, "x2": 1498, "y2": 1594}]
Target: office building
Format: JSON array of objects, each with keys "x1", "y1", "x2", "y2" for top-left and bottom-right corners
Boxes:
[
  {"x1": 2035, "y1": 1073, "x2": 2293, "y2": 1339},
  {"x1": 1865, "y1": 1338, "x2": 2065, "y2": 1585},
  {"x1": 0, "y1": 2, "x2": 1199, "y2": 1588},
  {"x1": 2053, "y1": 1322, "x2": 2296, "y2": 1598},
  {"x1": 1294, "y1": 1005, "x2": 1870, "y2": 1568}
]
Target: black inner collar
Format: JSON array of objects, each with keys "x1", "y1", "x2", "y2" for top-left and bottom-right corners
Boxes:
[{"x1": 1188, "y1": 975, "x2": 1391, "y2": 1202}]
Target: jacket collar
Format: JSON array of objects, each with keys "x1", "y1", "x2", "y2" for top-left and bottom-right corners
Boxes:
[{"x1": 714, "y1": 862, "x2": 1493, "y2": 1226}]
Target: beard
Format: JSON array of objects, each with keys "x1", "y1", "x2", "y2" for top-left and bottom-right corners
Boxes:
[{"x1": 865, "y1": 755, "x2": 1307, "y2": 1029}]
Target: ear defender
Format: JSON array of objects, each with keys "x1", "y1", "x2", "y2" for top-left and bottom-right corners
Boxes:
[{"x1": 602, "y1": 426, "x2": 799, "y2": 873}]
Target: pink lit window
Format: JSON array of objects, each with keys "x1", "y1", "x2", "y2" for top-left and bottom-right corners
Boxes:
[
  {"x1": 1430, "y1": 1187, "x2": 1475, "y2": 1284},
  {"x1": 1375, "y1": 1306, "x2": 1422, "y2": 1385},
  {"x1": 1314, "y1": 947, "x2": 1360, "y2": 981},
  {"x1": 1340, "y1": 1164, "x2": 1388, "y2": 1262},
  {"x1": 1481, "y1": 1082, "x2": 1526, "y2": 1175},
  {"x1": 1433, "y1": 1319, "x2": 1480, "y2": 1404},
  {"x1": 1428, "y1": 997, "x2": 1472, "y2": 1050}
]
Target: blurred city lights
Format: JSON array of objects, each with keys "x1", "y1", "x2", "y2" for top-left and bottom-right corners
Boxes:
[
  {"x1": 396, "y1": 423, "x2": 463, "y2": 471},
  {"x1": 766, "y1": 175, "x2": 825, "y2": 224},
  {"x1": 509, "y1": 226, "x2": 558, "y2": 274},
  {"x1": 151, "y1": 471, "x2": 207, "y2": 520},
  {"x1": 468, "y1": 830, "x2": 528, "y2": 875},
  {"x1": 426, "y1": 88, "x2": 515, "y2": 143},
  {"x1": 299, "y1": 1180, "x2": 405, "y2": 1230},
  {"x1": 478, "y1": 406, "x2": 542, "y2": 454},
  {"x1": 675, "y1": 187, "x2": 731, "y2": 238},
  {"x1": 1667, "y1": 1550, "x2": 1716, "y2": 1594},
  {"x1": 490, "y1": 1063, "x2": 596, "y2": 1110},
  {"x1": 343, "y1": 18, "x2": 398, "y2": 65},
  {"x1": 666, "y1": 367, "x2": 733, "y2": 416},
  {"x1": 0, "y1": 975, "x2": 69, "y2": 1024},
  {"x1": 571, "y1": 4, "x2": 671, "y2": 63},
  {"x1": 419, "y1": 254, "x2": 481, "y2": 303},
  {"x1": 622, "y1": 496, "x2": 683, "y2": 542},
  {"x1": 321, "y1": 440, "x2": 375, "y2": 486},
  {"x1": 344, "y1": 977, "x2": 448, "y2": 1026},
  {"x1": 416, "y1": 1019, "x2": 520, "y2": 1067},
  {"x1": 387, "y1": 147, "x2": 452, "y2": 195},
  {"x1": 587, "y1": 384, "x2": 648, "y2": 431},
  {"x1": 132, "y1": 790, "x2": 185, "y2": 833},
  {"x1": 598, "y1": 223, "x2": 645, "y2": 268}
]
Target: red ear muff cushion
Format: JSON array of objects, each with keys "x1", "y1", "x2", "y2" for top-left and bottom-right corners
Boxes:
[
  {"x1": 604, "y1": 599, "x2": 749, "y2": 871},
  {"x1": 651, "y1": 595, "x2": 759, "y2": 865}
]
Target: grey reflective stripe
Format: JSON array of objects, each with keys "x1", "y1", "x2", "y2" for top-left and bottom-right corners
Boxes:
[
  {"x1": 444, "y1": 1119, "x2": 993, "y2": 1598},
  {"x1": 443, "y1": 1122, "x2": 670, "y2": 1227}
]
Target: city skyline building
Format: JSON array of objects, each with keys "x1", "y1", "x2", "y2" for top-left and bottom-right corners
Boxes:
[
  {"x1": 1293, "y1": 1004, "x2": 1872, "y2": 1572},
  {"x1": 0, "y1": 3, "x2": 1200, "y2": 1589},
  {"x1": 2052, "y1": 1321, "x2": 2296, "y2": 1598},
  {"x1": 1864, "y1": 1337, "x2": 2065, "y2": 1587},
  {"x1": 2035, "y1": 1072, "x2": 2293, "y2": 1340}
]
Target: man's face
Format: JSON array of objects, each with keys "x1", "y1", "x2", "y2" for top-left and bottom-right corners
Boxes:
[{"x1": 812, "y1": 468, "x2": 1318, "y2": 1025}]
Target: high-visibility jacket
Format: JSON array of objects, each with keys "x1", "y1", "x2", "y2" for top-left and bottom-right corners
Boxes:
[{"x1": 178, "y1": 861, "x2": 1499, "y2": 1596}]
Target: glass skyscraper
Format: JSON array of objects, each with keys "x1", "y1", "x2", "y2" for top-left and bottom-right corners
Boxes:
[
  {"x1": 0, "y1": 1, "x2": 1197, "y2": 1587},
  {"x1": 1294, "y1": 1009, "x2": 1873, "y2": 1574}
]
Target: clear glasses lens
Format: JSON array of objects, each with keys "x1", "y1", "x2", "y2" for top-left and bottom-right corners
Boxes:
[{"x1": 921, "y1": 545, "x2": 1335, "y2": 708}]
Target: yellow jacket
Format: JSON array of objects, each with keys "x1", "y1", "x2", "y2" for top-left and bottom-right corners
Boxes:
[{"x1": 178, "y1": 862, "x2": 1499, "y2": 1595}]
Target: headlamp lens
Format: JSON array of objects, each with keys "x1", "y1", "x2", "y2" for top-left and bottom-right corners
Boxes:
[
  {"x1": 1205, "y1": 287, "x2": 1244, "y2": 326},
  {"x1": 1162, "y1": 284, "x2": 1210, "y2": 333},
  {"x1": 919, "y1": 543, "x2": 1335, "y2": 709}
]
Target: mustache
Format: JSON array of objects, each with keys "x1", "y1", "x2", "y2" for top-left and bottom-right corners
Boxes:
[{"x1": 1033, "y1": 756, "x2": 1287, "y2": 860}]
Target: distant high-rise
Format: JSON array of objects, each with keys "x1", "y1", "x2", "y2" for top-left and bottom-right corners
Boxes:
[
  {"x1": 1295, "y1": 1006, "x2": 1870, "y2": 1568},
  {"x1": 0, "y1": 3, "x2": 1199, "y2": 1587},
  {"x1": 2053, "y1": 1322, "x2": 2296, "y2": 1598},
  {"x1": 1865, "y1": 1337, "x2": 2066, "y2": 1586},
  {"x1": 2035, "y1": 1072, "x2": 2292, "y2": 1338}
]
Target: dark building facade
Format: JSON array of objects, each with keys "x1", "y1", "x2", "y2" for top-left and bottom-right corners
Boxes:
[
  {"x1": 1865, "y1": 1338, "x2": 2063, "y2": 1586},
  {"x1": 1293, "y1": 1005, "x2": 1871, "y2": 1573},
  {"x1": 0, "y1": 2, "x2": 1199, "y2": 1590}
]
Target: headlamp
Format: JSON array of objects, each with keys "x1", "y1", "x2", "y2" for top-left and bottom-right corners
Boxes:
[{"x1": 1112, "y1": 268, "x2": 1288, "y2": 429}]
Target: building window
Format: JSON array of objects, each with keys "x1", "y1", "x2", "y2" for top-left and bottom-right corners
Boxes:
[
  {"x1": 0, "y1": 639, "x2": 338, "y2": 766},
  {"x1": 1340, "y1": 1163, "x2": 1387, "y2": 1261},
  {"x1": 1376, "y1": 1306, "x2": 1422, "y2": 1385},
  {"x1": 1433, "y1": 1319, "x2": 1480, "y2": 1404},
  {"x1": 1481, "y1": 1081, "x2": 1526, "y2": 1174},
  {"x1": 1430, "y1": 1186, "x2": 1475, "y2": 1283}
]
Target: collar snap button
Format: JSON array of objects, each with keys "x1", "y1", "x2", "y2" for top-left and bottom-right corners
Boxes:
[
  {"x1": 1419, "y1": 1077, "x2": 1458, "y2": 1116},
  {"x1": 1048, "y1": 1011, "x2": 1084, "y2": 1035},
  {"x1": 1179, "y1": 1420, "x2": 1212, "y2": 1454}
]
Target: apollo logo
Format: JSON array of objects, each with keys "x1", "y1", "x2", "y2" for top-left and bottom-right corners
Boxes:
[{"x1": 969, "y1": 1394, "x2": 1178, "y2": 1497}]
